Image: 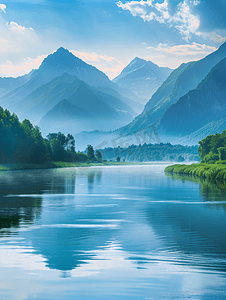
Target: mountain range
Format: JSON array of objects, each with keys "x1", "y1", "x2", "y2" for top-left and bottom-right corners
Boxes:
[
  {"x1": 76, "y1": 41, "x2": 226, "y2": 149},
  {"x1": 1, "y1": 42, "x2": 226, "y2": 150},
  {"x1": 160, "y1": 56, "x2": 226, "y2": 137},
  {"x1": 0, "y1": 48, "x2": 146, "y2": 135},
  {"x1": 0, "y1": 71, "x2": 33, "y2": 98},
  {"x1": 0, "y1": 47, "x2": 117, "y2": 109},
  {"x1": 113, "y1": 57, "x2": 172, "y2": 103}
]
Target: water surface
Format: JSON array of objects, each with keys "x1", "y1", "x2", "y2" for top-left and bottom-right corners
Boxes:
[{"x1": 0, "y1": 165, "x2": 226, "y2": 299}]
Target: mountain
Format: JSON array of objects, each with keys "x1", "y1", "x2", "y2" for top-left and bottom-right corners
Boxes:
[
  {"x1": 116, "y1": 62, "x2": 191, "y2": 136},
  {"x1": 96, "y1": 86, "x2": 143, "y2": 114},
  {"x1": 176, "y1": 117, "x2": 226, "y2": 146},
  {"x1": 115, "y1": 41, "x2": 226, "y2": 137},
  {"x1": 0, "y1": 71, "x2": 33, "y2": 98},
  {"x1": 39, "y1": 99, "x2": 92, "y2": 135},
  {"x1": 113, "y1": 57, "x2": 172, "y2": 103},
  {"x1": 160, "y1": 57, "x2": 226, "y2": 137},
  {"x1": 0, "y1": 47, "x2": 113, "y2": 110},
  {"x1": 12, "y1": 73, "x2": 135, "y2": 126},
  {"x1": 73, "y1": 42, "x2": 226, "y2": 149},
  {"x1": 0, "y1": 47, "x2": 143, "y2": 118},
  {"x1": 31, "y1": 47, "x2": 114, "y2": 88},
  {"x1": 40, "y1": 99, "x2": 90, "y2": 121}
]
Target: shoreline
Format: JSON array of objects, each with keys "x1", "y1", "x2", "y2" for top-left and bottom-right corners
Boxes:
[
  {"x1": 164, "y1": 163, "x2": 226, "y2": 181},
  {"x1": 0, "y1": 161, "x2": 135, "y2": 172},
  {"x1": 0, "y1": 161, "x2": 174, "y2": 172}
]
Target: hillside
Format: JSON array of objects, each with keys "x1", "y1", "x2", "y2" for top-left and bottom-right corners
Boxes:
[
  {"x1": 113, "y1": 57, "x2": 172, "y2": 102},
  {"x1": 0, "y1": 71, "x2": 33, "y2": 98},
  {"x1": 160, "y1": 57, "x2": 226, "y2": 137},
  {"x1": 12, "y1": 73, "x2": 134, "y2": 127},
  {"x1": 116, "y1": 42, "x2": 226, "y2": 137},
  {"x1": 0, "y1": 47, "x2": 137, "y2": 112},
  {"x1": 39, "y1": 99, "x2": 92, "y2": 135},
  {"x1": 176, "y1": 117, "x2": 226, "y2": 146}
]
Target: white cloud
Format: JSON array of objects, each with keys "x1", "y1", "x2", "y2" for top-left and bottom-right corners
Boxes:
[
  {"x1": 196, "y1": 31, "x2": 226, "y2": 43},
  {"x1": 6, "y1": 21, "x2": 34, "y2": 32},
  {"x1": 70, "y1": 50, "x2": 125, "y2": 79},
  {"x1": 0, "y1": 19, "x2": 39, "y2": 57},
  {"x1": 145, "y1": 42, "x2": 217, "y2": 69},
  {"x1": 0, "y1": 55, "x2": 46, "y2": 77},
  {"x1": 148, "y1": 42, "x2": 217, "y2": 56},
  {"x1": 117, "y1": 0, "x2": 200, "y2": 41},
  {"x1": 0, "y1": 4, "x2": 6, "y2": 13}
]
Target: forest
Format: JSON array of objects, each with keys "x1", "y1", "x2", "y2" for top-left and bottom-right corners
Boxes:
[
  {"x1": 0, "y1": 106, "x2": 102, "y2": 164},
  {"x1": 1, "y1": 106, "x2": 201, "y2": 165},
  {"x1": 100, "y1": 143, "x2": 200, "y2": 162},
  {"x1": 198, "y1": 130, "x2": 226, "y2": 163},
  {"x1": 165, "y1": 130, "x2": 226, "y2": 182}
]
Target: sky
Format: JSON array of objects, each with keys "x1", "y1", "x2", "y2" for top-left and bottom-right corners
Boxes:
[{"x1": 0, "y1": 0, "x2": 225, "y2": 79}]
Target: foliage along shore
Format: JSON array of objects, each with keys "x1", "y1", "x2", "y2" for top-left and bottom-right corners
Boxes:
[
  {"x1": 0, "y1": 161, "x2": 136, "y2": 172},
  {"x1": 165, "y1": 128, "x2": 226, "y2": 182},
  {"x1": 164, "y1": 163, "x2": 226, "y2": 181}
]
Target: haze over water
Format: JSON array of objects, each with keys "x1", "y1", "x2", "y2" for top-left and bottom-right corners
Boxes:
[{"x1": 0, "y1": 164, "x2": 226, "y2": 299}]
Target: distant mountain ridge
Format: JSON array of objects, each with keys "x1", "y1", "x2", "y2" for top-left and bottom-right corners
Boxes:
[
  {"x1": 176, "y1": 117, "x2": 226, "y2": 146},
  {"x1": 160, "y1": 56, "x2": 226, "y2": 137},
  {"x1": 115, "y1": 41, "x2": 226, "y2": 138},
  {"x1": 0, "y1": 47, "x2": 118, "y2": 110},
  {"x1": 39, "y1": 99, "x2": 92, "y2": 135},
  {"x1": 0, "y1": 70, "x2": 33, "y2": 98},
  {"x1": 74, "y1": 41, "x2": 226, "y2": 149},
  {"x1": 116, "y1": 62, "x2": 191, "y2": 136},
  {"x1": 10, "y1": 73, "x2": 135, "y2": 130},
  {"x1": 31, "y1": 47, "x2": 114, "y2": 88},
  {"x1": 113, "y1": 57, "x2": 172, "y2": 102}
]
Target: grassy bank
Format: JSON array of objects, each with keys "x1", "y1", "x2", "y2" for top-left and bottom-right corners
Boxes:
[
  {"x1": 0, "y1": 161, "x2": 136, "y2": 172},
  {"x1": 165, "y1": 163, "x2": 226, "y2": 181}
]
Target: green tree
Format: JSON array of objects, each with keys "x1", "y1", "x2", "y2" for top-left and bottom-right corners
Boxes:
[
  {"x1": 87, "y1": 145, "x2": 95, "y2": 161},
  {"x1": 66, "y1": 134, "x2": 75, "y2": 152},
  {"x1": 116, "y1": 155, "x2": 120, "y2": 162},
  {"x1": 218, "y1": 147, "x2": 226, "y2": 160},
  {"x1": 95, "y1": 150, "x2": 102, "y2": 162},
  {"x1": 47, "y1": 132, "x2": 67, "y2": 161}
]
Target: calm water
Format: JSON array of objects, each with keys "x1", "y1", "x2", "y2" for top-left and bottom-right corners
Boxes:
[{"x1": 0, "y1": 164, "x2": 226, "y2": 300}]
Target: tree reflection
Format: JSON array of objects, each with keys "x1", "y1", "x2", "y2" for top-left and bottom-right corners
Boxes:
[
  {"x1": 165, "y1": 172, "x2": 226, "y2": 210},
  {"x1": 0, "y1": 196, "x2": 42, "y2": 236}
]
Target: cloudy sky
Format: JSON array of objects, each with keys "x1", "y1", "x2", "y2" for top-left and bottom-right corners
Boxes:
[{"x1": 0, "y1": 0, "x2": 225, "y2": 78}]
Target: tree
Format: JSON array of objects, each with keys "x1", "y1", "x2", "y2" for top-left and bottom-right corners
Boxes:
[
  {"x1": 218, "y1": 147, "x2": 226, "y2": 160},
  {"x1": 116, "y1": 155, "x2": 120, "y2": 162},
  {"x1": 87, "y1": 145, "x2": 95, "y2": 161},
  {"x1": 95, "y1": 150, "x2": 102, "y2": 162},
  {"x1": 66, "y1": 134, "x2": 75, "y2": 152},
  {"x1": 47, "y1": 132, "x2": 67, "y2": 161}
]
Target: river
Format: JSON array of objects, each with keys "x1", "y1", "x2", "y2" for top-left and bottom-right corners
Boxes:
[{"x1": 0, "y1": 164, "x2": 226, "y2": 299}]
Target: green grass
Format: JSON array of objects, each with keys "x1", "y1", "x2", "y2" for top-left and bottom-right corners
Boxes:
[{"x1": 165, "y1": 163, "x2": 226, "y2": 181}]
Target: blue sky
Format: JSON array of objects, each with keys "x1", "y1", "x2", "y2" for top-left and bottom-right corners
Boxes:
[{"x1": 0, "y1": 0, "x2": 225, "y2": 78}]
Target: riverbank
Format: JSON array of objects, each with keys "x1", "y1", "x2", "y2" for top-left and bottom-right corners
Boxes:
[
  {"x1": 0, "y1": 161, "x2": 135, "y2": 172},
  {"x1": 165, "y1": 163, "x2": 226, "y2": 181}
]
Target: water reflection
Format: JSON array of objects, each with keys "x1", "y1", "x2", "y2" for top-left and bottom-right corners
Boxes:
[
  {"x1": 0, "y1": 168, "x2": 77, "y2": 195},
  {"x1": 165, "y1": 172, "x2": 226, "y2": 209},
  {"x1": 0, "y1": 166, "x2": 226, "y2": 299},
  {"x1": 0, "y1": 168, "x2": 107, "y2": 272}
]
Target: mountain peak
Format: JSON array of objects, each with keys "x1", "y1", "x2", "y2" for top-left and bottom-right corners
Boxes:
[
  {"x1": 56, "y1": 47, "x2": 68, "y2": 53},
  {"x1": 53, "y1": 47, "x2": 74, "y2": 57},
  {"x1": 133, "y1": 57, "x2": 146, "y2": 62},
  {"x1": 35, "y1": 47, "x2": 89, "y2": 76}
]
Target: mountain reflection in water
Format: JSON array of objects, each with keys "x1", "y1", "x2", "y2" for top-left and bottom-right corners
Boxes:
[{"x1": 0, "y1": 165, "x2": 226, "y2": 299}]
